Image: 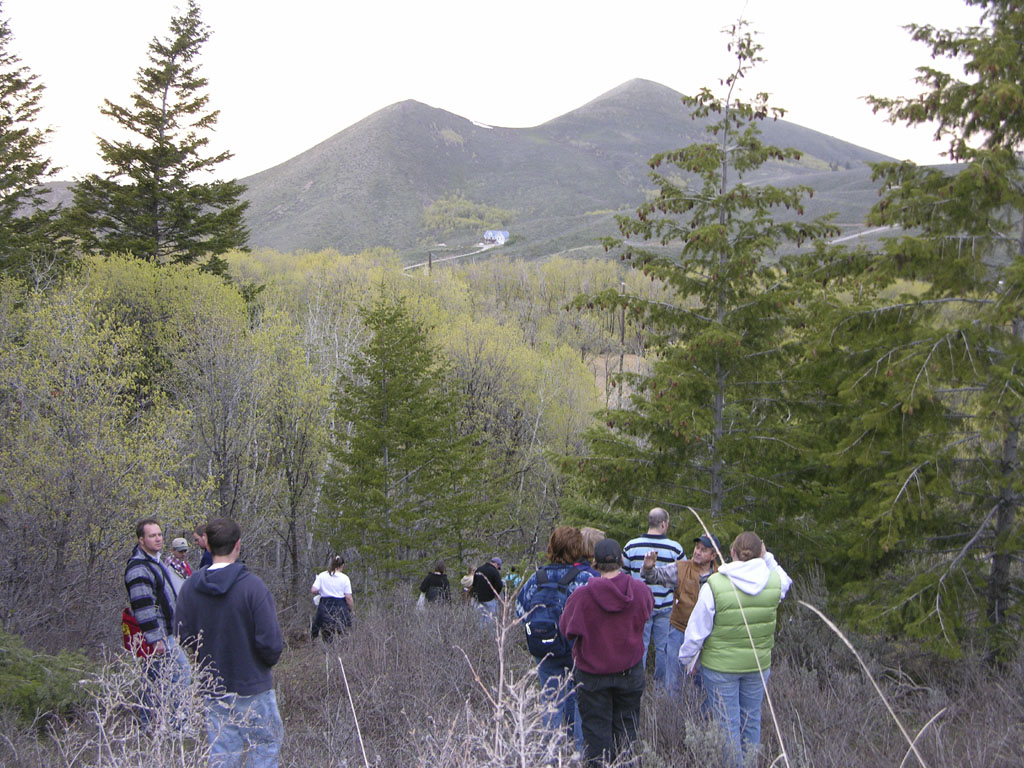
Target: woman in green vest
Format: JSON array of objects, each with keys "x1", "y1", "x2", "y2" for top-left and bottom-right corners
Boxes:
[{"x1": 677, "y1": 531, "x2": 792, "y2": 768}]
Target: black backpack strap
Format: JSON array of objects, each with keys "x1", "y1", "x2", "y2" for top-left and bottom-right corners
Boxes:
[
  {"x1": 536, "y1": 567, "x2": 549, "y2": 586},
  {"x1": 557, "y1": 566, "x2": 581, "y2": 587}
]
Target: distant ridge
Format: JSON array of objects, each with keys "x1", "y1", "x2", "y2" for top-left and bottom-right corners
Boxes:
[
  {"x1": 45, "y1": 80, "x2": 896, "y2": 258},
  {"x1": 237, "y1": 78, "x2": 891, "y2": 256}
]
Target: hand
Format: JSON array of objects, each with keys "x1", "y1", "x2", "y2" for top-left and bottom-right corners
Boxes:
[
  {"x1": 761, "y1": 542, "x2": 767, "y2": 558},
  {"x1": 152, "y1": 639, "x2": 166, "y2": 656},
  {"x1": 643, "y1": 550, "x2": 657, "y2": 570}
]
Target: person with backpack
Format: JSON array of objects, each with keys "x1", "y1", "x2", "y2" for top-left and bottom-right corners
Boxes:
[
  {"x1": 418, "y1": 560, "x2": 451, "y2": 605},
  {"x1": 470, "y1": 556, "x2": 504, "y2": 625},
  {"x1": 124, "y1": 518, "x2": 190, "y2": 728},
  {"x1": 515, "y1": 526, "x2": 592, "y2": 747}
]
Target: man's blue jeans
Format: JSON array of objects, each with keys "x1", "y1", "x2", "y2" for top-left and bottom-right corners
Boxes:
[
  {"x1": 205, "y1": 688, "x2": 283, "y2": 768},
  {"x1": 664, "y1": 625, "x2": 685, "y2": 694},
  {"x1": 139, "y1": 636, "x2": 191, "y2": 730},
  {"x1": 700, "y1": 666, "x2": 770, "y2": 768},
  {"x1": 536, "y1": 658, "x2": 583, "y2": 750},
  {"x1": 641, "y1": 605, "x2": 673, "y2": 684}
]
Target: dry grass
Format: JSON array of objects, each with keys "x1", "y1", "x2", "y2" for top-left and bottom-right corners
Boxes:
[{"x1": 1, "y1": 589, "x2": 1021, "y2": 767}]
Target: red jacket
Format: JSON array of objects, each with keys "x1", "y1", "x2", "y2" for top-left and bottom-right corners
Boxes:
[{"x1": 559, "y1": 571, "x2": 653, "y2": 675}]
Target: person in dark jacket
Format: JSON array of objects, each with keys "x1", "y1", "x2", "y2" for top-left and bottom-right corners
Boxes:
[
  {"x1": 175, "y1": 518, "x2": 284, "y2": 766},
  {"x1": 470, "y1": 556, "x2": 503, "y2": 625},
  {"x1": 419, "y1": 560, "x2": 451, "y2": 604},
  {"x1": 560, "y1": 538, "x2": 653, "y2": 767}
]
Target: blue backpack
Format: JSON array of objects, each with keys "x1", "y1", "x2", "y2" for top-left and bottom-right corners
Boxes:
[{"x1": 523, "y1": 566, "x2": 580, "y2": 661}]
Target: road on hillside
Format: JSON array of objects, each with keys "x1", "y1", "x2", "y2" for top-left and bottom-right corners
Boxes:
[{"x1": 403, "y1": 243, "x2": 496, "y2": 272}]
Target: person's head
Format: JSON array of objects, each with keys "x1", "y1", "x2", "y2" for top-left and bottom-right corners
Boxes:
[
  {"x1": 692, "y1": 534, "x2": 721, "y2": 565},
  {"x1": 593, "y1": 538, "x2": 623, "y2": 574},
  {"x1": 329, "y1": 555, "x2": 345, "y2": 575},
  {"x1": 647, "y1": 507, "x2": 669, "y2": 534},
  {"x1": 135, "y1": 518, "x2": 162, "y2": 556},
  {"x1": 730, "y1": 531, "x2": 763, "y2": 562},
  {"x1": 432, "y1": 560, "x2": 446, "y2": 575},
  {"x1": 205, "y1": 518, "x2": 241, "y2": 557},
  {"x1": 547, "y1": 525, "x2": 584, "y2": 564},
  {"x1": 490, "y1": 556, "x2": 503, "y2": 570},
  {"x1": 192, "y1": 523, "x2": 208, "y2": 551},
  {"x1": 579, "y1": 527, "x2": 605, "y2": 562},
  {"x1": 170, "y1": 537, "x2": 189, "y2": 560}
]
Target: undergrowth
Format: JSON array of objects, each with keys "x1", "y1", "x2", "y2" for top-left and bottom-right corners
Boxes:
[{"x1": 0, "y1": 589, "x2": 1021, "y2": 767}]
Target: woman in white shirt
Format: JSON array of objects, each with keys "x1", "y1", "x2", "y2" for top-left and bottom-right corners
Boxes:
[{"x1": 311, "y1": 556, "x2": 354, "y2": 640}]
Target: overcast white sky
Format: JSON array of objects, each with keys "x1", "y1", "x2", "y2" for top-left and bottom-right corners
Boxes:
[{"x1": 4, "y1": 0, "x2": 981, "y2": 181}]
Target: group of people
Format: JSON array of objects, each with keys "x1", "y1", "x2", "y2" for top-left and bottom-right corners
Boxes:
[
  {"x1": 124, "y1": 517, "x2": 284, "y2": 766},
  {"x1": 511, "y1": 509, "x2": 791, "y2": 768},
  {"x1": 123, "y1": 508, "x2": 789, "y2": 768}
]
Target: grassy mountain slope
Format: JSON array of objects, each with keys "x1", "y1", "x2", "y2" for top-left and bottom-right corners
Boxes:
[{"x1": 241, "y1": 79, "x2": 895, "y2": 257}]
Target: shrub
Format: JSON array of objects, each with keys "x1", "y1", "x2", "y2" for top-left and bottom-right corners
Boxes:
[{"x1": 0, "y1": 628, "x2": 91, "y2": 722}]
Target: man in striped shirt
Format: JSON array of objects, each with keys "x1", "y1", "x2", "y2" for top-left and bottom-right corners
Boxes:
[
  {"x1": 622, "y1": 508, "x2": 684, "y2": 685},
  {"x1": 125, "y1": 518, "x2": 191, "y2": 728}
]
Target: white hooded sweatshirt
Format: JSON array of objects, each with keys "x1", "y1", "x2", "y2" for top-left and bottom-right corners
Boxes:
[{"x1": 677, "y1": 551, "x2": 791, "y2": 670}]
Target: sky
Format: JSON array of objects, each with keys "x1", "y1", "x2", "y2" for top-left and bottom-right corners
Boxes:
[{"x1": 3, "y1": 0, "x2": 983, "y2": 182}]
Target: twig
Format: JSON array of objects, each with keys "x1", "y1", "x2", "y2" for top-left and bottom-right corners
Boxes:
[
  {"x1": 337, "y1": 655, "x2": 371, "y2": 768},
  {"x1": 898, "y1": 707, "x2": 947, "y2": 768},
  {"x1": 797, "y1": 601, "x2": 930, "y2": 768}
]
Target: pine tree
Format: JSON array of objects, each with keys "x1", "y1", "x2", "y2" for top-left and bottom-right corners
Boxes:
[
  {"x1": 817, "y1": 0, "x2": 1024, "y2": 655},
  {"x1": 67, "y1": 0, "x2": 247, "y2": 272},
  {"x1": 322, "y1": 290, "x2": 504, "y2": 583},
  {"x1": 567, "y1": 23, "x2": 838, "y2": 539},
  {"x1": 0, "y1": 1, "x2": 60, "y2": 274}
]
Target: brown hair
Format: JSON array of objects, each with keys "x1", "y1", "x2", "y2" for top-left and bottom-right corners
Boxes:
[
  {"x1": 547, "y1": 526, "x2": 584, "y2": 565},
  {"x1": 579, "y1": 527, "x2": 605, "y2": 560},
  {"x1": 432, "y1": 560, "x2": 446, "y2": 575},
  {"x1": 206, "y1": 518, "x2": 241, "y2": 556},
  {"x1": 730, "y1": 531, "x2": 763, "y2": 562},
  {"x1": 329, "y1": 555, "x2": 345, "y2": 575},
  {"x1": 135, "y1": 518, "x2": 160, "y2": 539}
]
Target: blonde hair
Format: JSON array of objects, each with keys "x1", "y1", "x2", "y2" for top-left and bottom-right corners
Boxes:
[
  {"x1": 730, "y1": 532, "x2": 763, "y2": 562},
  {"x1": 579, "y1": 527, "x2": 605, "y2": 560}
]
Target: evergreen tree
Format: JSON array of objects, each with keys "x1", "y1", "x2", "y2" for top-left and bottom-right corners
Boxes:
[
  {"x1": 67, "y1": 0, "x2": 247, "y2": 273},
  {"x1": 567, "y1": 24, "x2": 837, "y2": 539},
  {"x1": 0, "y1": 1, "x2": 60, "y2": 274},
  {"x1": 816, "y1": 0, "x2": 1024, "y2": 655},
  {"x1": 322, "y1": 290, "x2": 504, "y2": 583}
]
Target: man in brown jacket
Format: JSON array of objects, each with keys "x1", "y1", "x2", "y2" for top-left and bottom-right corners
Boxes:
[{"x1": 641, "y1": 533, "x2": 721, "y2": 695}]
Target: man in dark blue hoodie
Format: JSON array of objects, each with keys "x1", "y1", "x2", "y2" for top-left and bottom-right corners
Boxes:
[{"x1": 175, "y1": 518, "x2": 283, "y2": 767}]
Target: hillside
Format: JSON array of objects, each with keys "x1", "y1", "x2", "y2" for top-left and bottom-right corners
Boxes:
[
  {"x1": 238, "y1": 79, "x2": 893, "y2": 258},
  {"x1": 37, "y1": 79, "x2": 896, "y2": 259}
]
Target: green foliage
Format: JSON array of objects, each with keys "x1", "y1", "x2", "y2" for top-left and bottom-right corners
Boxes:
[
  {"x1": 322, "y1": 289, "x2": 506, "y2": 581},
  {"x1": 0, "y1": 2, "x2": 62, "y2": 276},
  {"x1": 422, "y1": 192, "x2": 515, "y2": 237},
  {"x1": 815, "y1": 0, "x2": 1024, "y2": 656},
  {"x1": 66, "y1": 0, "x2": 247, "y2": 270},
  {"x1": 565, "y1": 23, "x2": 839, "y2": 540},
  {"x1": 0, "y1": 627, "x2": 91, "y2": 721}
]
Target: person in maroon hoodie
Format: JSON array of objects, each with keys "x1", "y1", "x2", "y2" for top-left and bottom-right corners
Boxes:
[{"x1": 560, "y1": 538, "x2": 653, "y2": 767}]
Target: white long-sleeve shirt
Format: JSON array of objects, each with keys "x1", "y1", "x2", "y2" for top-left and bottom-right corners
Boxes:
[{"x1": 678, "y1": 552, "x2": 791, "y2": 670}]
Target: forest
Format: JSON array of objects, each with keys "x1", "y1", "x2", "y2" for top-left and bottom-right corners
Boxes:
[{"x1": 1, "y1": 1, "x2": 1022, "y2": 766}]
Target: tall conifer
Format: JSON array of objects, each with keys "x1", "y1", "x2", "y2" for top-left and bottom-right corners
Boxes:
[
  {"x1": 0, "y1": 1, "x2": 60, "y2": 274},
  {"x1": 818, "y1": 0, "x2": 1024, "y2": 654},
  {"x1": 322, "y1": 291, "x2": 504, "y2": 583},
  {"x1": 67, "y1": 0, "x2": 247, "y2": 272},
  {"x1": 568, "y1": 24, "x2": 837, "y2": 537}
]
